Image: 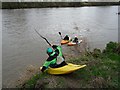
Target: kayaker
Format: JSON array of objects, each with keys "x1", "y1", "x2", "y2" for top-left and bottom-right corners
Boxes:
[
  {"x1": 63, "y1": 35, "x2": 69, "y2": 41},
  {"x1": 41, "y1": 45, "x2": 67, "y2": 72},
  {"x1": 73, "y1": 36, "x2": 78, "y2": 43}
]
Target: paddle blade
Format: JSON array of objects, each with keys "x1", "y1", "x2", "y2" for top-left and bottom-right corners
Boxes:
[{"x1": 59, "y1": 32, "x2": 61, "y2": 35}]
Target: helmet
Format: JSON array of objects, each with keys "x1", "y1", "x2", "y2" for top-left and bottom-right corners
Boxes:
[
  {"x1": 75, "y1": 36, "x2": 77, "y2": 37},
  {"x1": 46, "y1": 48, "x2": 53, "y2": 54}
]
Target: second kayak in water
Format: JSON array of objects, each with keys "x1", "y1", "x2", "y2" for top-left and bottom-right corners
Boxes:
[
  {"x1": 67, "y1": 40, "x2": 82, "y2": 46},
  {"x1": 61, "y1": 40, "x2": 69, "y2": 45}
]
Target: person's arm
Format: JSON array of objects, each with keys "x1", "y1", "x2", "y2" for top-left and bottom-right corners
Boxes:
[
  {"x1": 41, "y1": 52, "x2": 59, "y2": 72},
  {"x1": 63, "y1": 36, "x2": 66, "y2": 40},
  {"x1": 41, "y1": 66, "x2": 47, "y2": 72},
  {"x1": 52, "y1": 45, "x2": 59, "y2": 53},
  {"x1": 76, "y1": 38, "x2": 78, "y2": 43},
  {"x1": 76, "y1": 38, "x2": 78, "y2": 41},
  {"x1": 66, "y1": 36, "x2": 69, "y2": 40},
  {"x1": 52, "y1": 45, "x2": 58, "y2": 50},
  {"x1": 41, "y1": 60, "x2": 51, "y2": 72},
  {"x1": 53, "y1": 45, "x2": 61, "y2": 54}
]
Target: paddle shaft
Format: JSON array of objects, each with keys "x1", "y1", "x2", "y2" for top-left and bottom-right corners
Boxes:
[
  {"x1": 35, "y1": 29, "x2": 51, "y2": 46},
  {"x1": 58, "y1": 32, "x2": 63, "y2": 39}
]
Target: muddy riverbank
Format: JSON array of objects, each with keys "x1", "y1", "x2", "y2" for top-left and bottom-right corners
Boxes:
[{"x1": 16, "y1": 42, "x2": 120, "y2": 89}]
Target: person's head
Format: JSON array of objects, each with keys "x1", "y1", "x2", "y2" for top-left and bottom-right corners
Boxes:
[
  {"x1": 66, "y1": 35, "x2": 68, "y2": 37},
  {"x1": 46, "y1": 48, "x2": 53, "y2": 56},
  {"x1": 75, "y1": 36, "x2": 77, "y2": 38}
]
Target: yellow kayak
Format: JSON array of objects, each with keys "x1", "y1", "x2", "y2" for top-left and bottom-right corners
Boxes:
[
  {"x1": 40, "y1": 63, "x2": 86, "y2": 75},
  {"x1": 61, "y1": 40, "x2": 69, "y2": 45}
]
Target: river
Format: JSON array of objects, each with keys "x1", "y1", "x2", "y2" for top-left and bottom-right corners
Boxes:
[{"x1": 2, "y1": 6, "x2": 118, "y2": 88}]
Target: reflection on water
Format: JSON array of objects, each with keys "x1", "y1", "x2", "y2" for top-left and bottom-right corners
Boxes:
[{"x1": 2, "y1": 6, "x2": 118, "y2": 87}]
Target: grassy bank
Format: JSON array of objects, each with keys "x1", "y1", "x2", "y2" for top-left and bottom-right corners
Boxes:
[
  {"x1": 17, "y1": 41, "x2": 119, "y2": 89},
  {"x1": 2, "y1": 2, "x2": 120, "y2": 9}
]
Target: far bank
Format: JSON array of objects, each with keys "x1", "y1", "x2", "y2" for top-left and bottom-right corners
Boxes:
[{"x1": 1, "y1": 2, "x2": 120, "y2": 9}]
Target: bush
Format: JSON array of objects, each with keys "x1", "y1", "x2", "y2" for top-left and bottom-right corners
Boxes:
[
  {"x1": 92, "y1": 48, "x2": 101, "y2": 58},
  {"x1": 103, "y1": 42, "x2": 118, "y2": 53}
]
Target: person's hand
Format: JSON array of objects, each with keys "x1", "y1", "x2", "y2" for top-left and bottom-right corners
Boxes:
[
  {"x1": 41, "y1": 70, "x2": 44, "y2": 73},
  {"x1": 70, "y1": 39, "x2": 72, "y2": 41},
  {"x1": 52, "y1": 45, "x2": 57, "y2": 49}
]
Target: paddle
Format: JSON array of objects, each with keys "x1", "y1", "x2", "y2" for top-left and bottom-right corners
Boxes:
[
  {"x1": 58, "y1": 32, "x2": 63, "y2": 39},
  {"x1": 35, "y1": 29, "x2": 52, "y2": 46}
]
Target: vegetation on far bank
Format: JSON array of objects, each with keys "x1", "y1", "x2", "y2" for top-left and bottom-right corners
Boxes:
[
  {"x1": 17, "y1": 41, "x2": 120, "y2": 89},
  {"x1": 2, "y1": 2, "x2": 120, "y2": 9}
]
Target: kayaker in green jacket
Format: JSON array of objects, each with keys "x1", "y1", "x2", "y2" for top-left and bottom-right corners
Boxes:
[{"x1": 41, "y1": 45, "x2": 67, "y2": 72}]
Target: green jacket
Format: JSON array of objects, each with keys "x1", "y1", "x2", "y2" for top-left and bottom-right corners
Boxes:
[
  {"x1": 41, "y1": 45, "x2": 64, "y2": 72},
  {"x1": 43, "y1": 52, "x2": 57, "y2": 68}
]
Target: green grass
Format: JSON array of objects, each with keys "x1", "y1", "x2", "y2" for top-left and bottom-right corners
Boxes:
[{"x1": 23, "y1": 72, "x2": 49, "y2": 89}]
